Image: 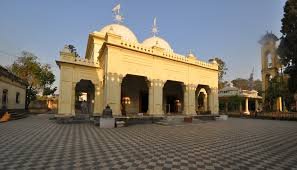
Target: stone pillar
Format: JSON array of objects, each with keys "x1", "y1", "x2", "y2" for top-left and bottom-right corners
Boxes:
[
  {"x1": 147, "y1": 80, "x2": 154, "y2": 115},
  {"x1": 209, "y1": 88, "x2": 219, "y2": 115},
  {"x1": 104, "y1": 73, "x2": 123, "y2": 116},
  {"x1": 207, "y1": 90, "x2": 211, "y2": 111},
  {"x1": 71, "y1": 82, "x2": 76, "y2": 116},
  {"x1": 188, "y1": 85, "x2": 196, "y2": 115},
  {"x1": 93, "y1": 82, "x2": 104, "y2": 115},
  {"x1": 183, "y1": 85, "x2": 189, "y2": 115},
  {"x1": 244, "y1": 98, "x2": 250, "y2": 115},
  {"x1": 183, "y1": 84, "x2": 196, "y2": 115},
  {"x1": 276, "y1": 97, "x2": 283, "y2": 112},
  {"x1": 153, "y1": 79, "x2": 164, "y2": 115}
]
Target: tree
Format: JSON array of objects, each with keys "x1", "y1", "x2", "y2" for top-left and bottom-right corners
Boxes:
[
  {"x1": 38, "y1": 64, "x2": 57, "y2": 95},
  {"x1": 278, "y1": 0, "x2": 297, "y2": 93},
  {"x1": 265, "y1": 75, "x2": 289, "y2": 111},
  {"x1": 231, "y1": 78, "x2": 262, "y2": 92},
  {"x1": 7, "y1": 51, "x2": 57, "y2": 109},
  {"x1": 231, "y1": 78, "x2": 249, "y2": 90},
  {"x1": 254, "y1": 79, "x2": 263, "y2": 96},
  {"x1": 211, "y1": 57, "x2": 228, "y2": 81},
  {"x1": 210, "y1": 57, "x2": 228, "y2": 89},
  {"x1": 218, "y1": 81, "x2": 229, "y2": 90}
]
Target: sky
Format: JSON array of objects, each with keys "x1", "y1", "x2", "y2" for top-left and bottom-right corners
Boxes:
[{"x1": 0, "y1": 0, "x2": 286, "y2": 89}]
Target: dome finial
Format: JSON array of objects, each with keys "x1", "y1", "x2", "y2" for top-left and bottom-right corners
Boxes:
[
  {"x1": 112, "y1": 4, "x2": 124, "y2": 24},
  {"x1": 152, "y1": 17, "x2": 159, "y2": 37}
]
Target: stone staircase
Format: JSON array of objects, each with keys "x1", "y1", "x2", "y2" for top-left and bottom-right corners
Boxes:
[
  {"x1": 155, "y1": 115, "x2": 186, "y2": 125},
  {"x1": 0, "y1": 111, "x2": 28, "y2": 121},
  {"x1": 72, "y1": 114, "x2": 90, "y2": 123},
  {"x1": 10, "y1": 112, "x2": 28, "y2": 120}
]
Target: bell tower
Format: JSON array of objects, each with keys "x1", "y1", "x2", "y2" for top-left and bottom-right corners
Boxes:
[{"x1": 259, "y1": 32, "x2": 280, "y2": 102}]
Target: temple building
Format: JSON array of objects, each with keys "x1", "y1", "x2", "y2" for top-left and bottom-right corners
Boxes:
[{"x1": 56, "y1": 5, "x2": 219, "y2": 116}]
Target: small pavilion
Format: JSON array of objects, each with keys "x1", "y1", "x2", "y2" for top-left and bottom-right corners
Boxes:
[{"x1": 219, "y1": 86, "x2": 262, "y2": 115}]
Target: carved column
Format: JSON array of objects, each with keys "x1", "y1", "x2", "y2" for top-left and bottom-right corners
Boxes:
[
  {"x1": 244, "y1": 97, "x2": 250, "y2": 114},
  {"x1": 183, "y1": 84, "x2": 196, "y2": 115},
  {"x1": 103, "y1": 73, "x2": 123, "y2": 116},
  {"x1": 209, "y1": 88, "x2": 219, "y2": 115},
  {"x1": 147, "y1": 79, "x2": 154, "y2": 115},
  {"x1": 93, "y1": 81, "x2": 103, "y2": 115},
  {"x1": 71, "y1": 82, "x2": 76, "y2": 116},
  {"x1": 188, "y1": 84, "x2": 196, "y2": 115},
  {"x1": 152, "y1": 79, "x2": 164, "y2": 115},
  {"x1": 183, "y1": 85, "x2": 189, "y2": 115}
]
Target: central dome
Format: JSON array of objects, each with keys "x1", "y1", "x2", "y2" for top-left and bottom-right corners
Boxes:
[
  {"x1": 142, "y1": 36, "x2": 172, "y2": 51},
  {"x1": 99, "y1": 24, "x2": 138, "y2": 43}
]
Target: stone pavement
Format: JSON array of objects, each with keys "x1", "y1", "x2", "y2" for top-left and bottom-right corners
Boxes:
[{"x1": 0, "y1": 114, "x2": 297, "y2": 170}]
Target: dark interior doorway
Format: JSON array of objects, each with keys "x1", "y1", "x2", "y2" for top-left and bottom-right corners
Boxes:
[
  {"x1": 140, "y1": 91, "x2": 148, "y2": 113},
  {"x1": 121, "y1": 74, "x2": 149, "y2": 115},
  {"x1": 163, "y1": 80, "x2": 184, "y2": 114}
]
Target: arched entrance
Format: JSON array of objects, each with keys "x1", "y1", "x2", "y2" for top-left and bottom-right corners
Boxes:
[
  {"x1": 75, "y1": 80, "x2": 95, "y2": 115},
  {"x1": 196, "y1": 85, "x2": 210, "y2": 113},
  {"x1": 163, "y1": 80, "x2": 184, "y2": 114},
  {"x1": 121, "y1": 74, "x2": 149, "y2": 115}
]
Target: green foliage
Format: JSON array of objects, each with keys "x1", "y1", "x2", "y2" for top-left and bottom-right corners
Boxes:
[
  {"x1": 218, "y1": 81, "x2": 229, "y2": 90},
  {"x1": 228, "y1": 95, "x2": 242, "y2": 111},
  {"x1": 231, "y1": 78, "x2": 262, "y2": 95},
  {"x1": 231, "y1": 78, "x2": 249, "y2": 90},
  {"x1": 254, "y1": 80, "x2": 263, "y2": 96},
  {"x1": 212, "y1": 57, "x2": 228, "y2": 81},
  {"x1": 67, "y1": 45, "x2": 80, "y2": 57},
  {"x1": 265, "y1": 75, "x2": 289, "y2": 111},
  {"x1": 7, "y1": 51, "x2": 57, "y2": 109},
  {"x1": 278, "y1": 0, "x2": 297, "y2": 93},
  {"x1": 210, "y1": 57, "x2": 228, "y2": 89}
]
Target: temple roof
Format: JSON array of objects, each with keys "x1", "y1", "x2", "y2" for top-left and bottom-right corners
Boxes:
[
  {"x1": 0, "y1": 65, "x2": 28, "y2": 87},
  {"x1": 99, "y1": 24, "x2": 139, "y2": 43},
  {"x1": 259, "y1": 32, "x2": 279, "y2": 45},
  {"x1": 142, "y1": 36, "x2": 172, "y2": 51}
]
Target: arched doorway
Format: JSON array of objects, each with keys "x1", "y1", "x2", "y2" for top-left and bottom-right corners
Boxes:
[
  {"x1": 195, "y1": 85, "x2": 210, "y2": 113},
  {"x1": 267, "y1": 52, "x2": 273, "y2": 68},
  {"x1": 121, "y1": 74, "x2": 149, "y2": 115},
  {"x1": 75, "y1": 80, "x2": 95, "y2": 115},
  {"x1": 163, "y1": 80, "x2": 184, "y2": 114}
]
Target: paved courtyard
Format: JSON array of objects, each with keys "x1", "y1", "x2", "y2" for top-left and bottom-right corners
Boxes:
[{"x1": 0, "y1": 115, "x2": 297, "y2": 170}]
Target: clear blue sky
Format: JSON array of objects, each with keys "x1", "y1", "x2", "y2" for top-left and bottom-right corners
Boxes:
[{"x1": 0, "y1": 0, "x2": 286, "y2": 89}]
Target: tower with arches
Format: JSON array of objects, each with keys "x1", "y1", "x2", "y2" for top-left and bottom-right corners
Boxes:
[{"x1": 259, "y1": 32, "x2": 281, "y2": 102}]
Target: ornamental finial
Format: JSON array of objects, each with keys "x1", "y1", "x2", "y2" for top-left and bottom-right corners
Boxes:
[
  {"x1": 152, "y1": 17, "x2": 158, "y2": 36},
  {"x1": 112, "y1": 4, "x2": 124, "y2": 24}
]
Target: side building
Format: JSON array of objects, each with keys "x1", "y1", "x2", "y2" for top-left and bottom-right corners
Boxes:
[{"x1": 0, "y1": 65, "x2": 27, "y2": 113}]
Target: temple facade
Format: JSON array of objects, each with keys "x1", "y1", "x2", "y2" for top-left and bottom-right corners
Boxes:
[{"x1": 56, "y1": 8, "x2": 219, "y2": 116}]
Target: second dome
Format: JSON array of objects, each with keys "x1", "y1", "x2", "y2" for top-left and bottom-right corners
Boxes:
[{"x1": 142, "y1": 36, "x2": 172, "y2": 51}]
